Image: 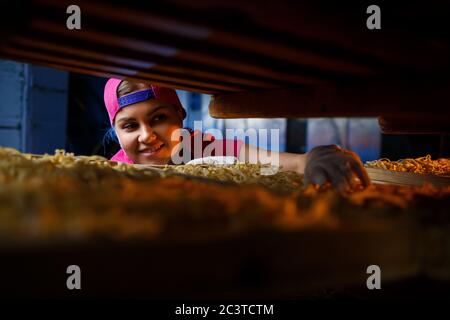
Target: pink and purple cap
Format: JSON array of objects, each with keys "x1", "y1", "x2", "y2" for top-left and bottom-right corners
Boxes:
[{"x1": 103, "y1": 78, "x2": 186, "y2": 126}]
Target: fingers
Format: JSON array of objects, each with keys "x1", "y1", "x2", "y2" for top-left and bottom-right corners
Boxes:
[
  {"x1": 327, "y1": 163, "x2": 352, "y2": 192},
  {"x1": 304, "y1": 146, "x2": 371, "y2": 191},
  {"x1": 311, "y1": 166, "x2": 328, "y2": 185},
  {"x1": 303, "y1": 165, "x2": 329, "y2": 187},
  {"x1": 342, "y1": 150, "x2": 371, "y2": 187},
  {"x1": 349, "y1": 159, "x2": 371, "y2": 188},
  {"x1": 305, "y1": 163, "x2": 351, "y2": 192},
  {"x1": 332, "y1": 150, "x2": 370, "y2": 189}
]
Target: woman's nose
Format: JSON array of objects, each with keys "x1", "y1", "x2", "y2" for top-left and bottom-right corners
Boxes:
[{"x1": 138, "y1": 126, "x2": 157, "y2": 143}]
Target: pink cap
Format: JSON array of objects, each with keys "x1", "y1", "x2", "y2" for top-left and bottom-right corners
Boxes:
[{"x1": 104, "y1": 78, "x2": 186, "y2": 126}]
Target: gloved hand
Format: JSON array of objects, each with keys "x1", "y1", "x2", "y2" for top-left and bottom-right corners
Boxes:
[{"x1": 304, "y1": 145, "x2": 370, "y2": 191}]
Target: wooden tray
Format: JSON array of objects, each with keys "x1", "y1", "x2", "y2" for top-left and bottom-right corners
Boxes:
[{"x1": 366, "y1": 167, "x2": 450, "y2": 187}]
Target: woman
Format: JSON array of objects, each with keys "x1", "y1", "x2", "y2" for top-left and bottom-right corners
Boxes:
[{"x1": 104, "y1": 78, "x2": 370, "y2": 191}]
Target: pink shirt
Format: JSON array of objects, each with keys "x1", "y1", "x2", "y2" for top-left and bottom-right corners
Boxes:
[{"x1": 111, "y1": 131, "x2": 244, "y2": 164}]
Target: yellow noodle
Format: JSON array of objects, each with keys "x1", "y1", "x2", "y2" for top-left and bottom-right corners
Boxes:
[{"x1": 365, "y1": 155, "x2": 450, "y2": 176}]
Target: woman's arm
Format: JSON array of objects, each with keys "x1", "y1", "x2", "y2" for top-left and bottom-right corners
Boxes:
[
  {"x1": 237, "y1": 143, "x2": 307, "y2": 172},
  {"x1": 237, "y1": 143, "x2": 370, "y2": 190}
]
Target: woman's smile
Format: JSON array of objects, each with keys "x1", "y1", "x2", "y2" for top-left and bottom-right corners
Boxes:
[{"x1": 138, "y1": 142, "x2": 165, "y2": 157}]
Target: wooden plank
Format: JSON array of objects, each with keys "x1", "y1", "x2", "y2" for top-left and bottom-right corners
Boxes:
[
  {"x1": 29, "y1": 18, "x2": 327, "y2": 86},
  {"x1": 3, "y1": 44, "x2": 247, "y2": 92},
  {"x1": 209, "y1": 84, "x2": 450, "y2": 118},
  {"x1": 0, "y1": 52, "x2": 216, "y2": 94},
  {"x1": 379, "y1": 116, "x2": 450, "y2": 134},
  {"x1": 3, "y1": 0, "x2": 449, "y2": 88},
  {"x1": 34, "y1": 0, "x2": 450, "y2": 77},
  {"x1": 167, "y1": 0, "x2": 450, "y2": 75},
  {"x1": 11, "y1": 34, "x2": 279, "y2": 90},
  {"x1": 366, "y1": 167, "x2": 450, "y2": 188},
  {"x1": 1, "y1": 47, "x2": 227, "y2": 93},
  {"x1": 38, "y1": 0, "x2": 378, "y2": 77}
]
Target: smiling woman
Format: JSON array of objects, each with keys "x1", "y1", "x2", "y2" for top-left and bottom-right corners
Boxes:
[
  {"x1": 114, "y1": 100, "x2": 184, "y2": 165},
  {"x1": 105, "y1": 78, "x2": 188, "y2": 165},
  {"x1": 104, "y1": 78, "x2": 245, "y2": 166},
  {"x1": 103, "y1": 78, "x2": 371, "y2": 191}
]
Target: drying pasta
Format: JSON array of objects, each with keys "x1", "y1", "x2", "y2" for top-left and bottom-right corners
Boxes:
[
  {"x1": 162, "y1": 162, "x2": 304, "y2": 193},
  {"x1": 365, "y1": 155, "x2": 450, "y2": 176},
  {"x1": 1, "y1": 147, "x2": 449, "y2": 244}
]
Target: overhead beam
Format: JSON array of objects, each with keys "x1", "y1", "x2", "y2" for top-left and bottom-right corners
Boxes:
[
  {"x1": 28, "y1": 19, "x2": 326, "y2": 86},
  {"x1": 378, "y1": 116, "x2": 450, "y2": 134},
  {"x1": 7, "y1": 39, "x2": 247, "y2": 92},
  {"x1": 35, "y1": 0, "x2": 379, "y2": 78},
  {"x1": 10, "y1": 33, "x2": 280, "y2": 90},
  {"x1": 209, "y1": 82, "x2": 450, "y2": 118},
  {"x1": 0, "y1": 53, "x2": 217, "y2": 94}
]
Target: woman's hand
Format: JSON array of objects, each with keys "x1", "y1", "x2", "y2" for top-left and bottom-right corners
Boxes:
[{"x1": 304, "y1": 145, "x2": 370, "y2": 191}]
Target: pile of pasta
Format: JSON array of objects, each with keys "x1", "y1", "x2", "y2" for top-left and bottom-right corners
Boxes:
[
  {"x1": 162, "y1": 163, "x2": 304, "y2": 194},
  {"x1": 365, "y1": 155, "x2": 450, "y2": 176},
  {"x1": 0, "y1": 147, "x2": 298, "y2": 242},
  {"x1": 0, "y1": 147, "x2": 160, "y2": 183},
  {"x1": 0, "y1": 148, "x2": 303, "y2": 192},
  {"x1": 1, "y1": 147, "x2": 450, "y2": 244}
]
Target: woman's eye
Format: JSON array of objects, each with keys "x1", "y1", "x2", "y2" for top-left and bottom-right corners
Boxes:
[
  {"x1": 123, "y1": 123, "x2": 138, "y2": 130},
  {"x1": 151, "y1": 114, "x2": 167, "y2": 125}
]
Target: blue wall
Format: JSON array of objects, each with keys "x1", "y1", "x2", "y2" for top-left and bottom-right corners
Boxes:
[{"x1": 0, "y1": 59, "x2": 68, "y2": 153}]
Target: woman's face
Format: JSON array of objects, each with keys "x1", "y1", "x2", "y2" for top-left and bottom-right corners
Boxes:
[{"x1": 114, "y1": 99, "x2": 183, "y2": 165}]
